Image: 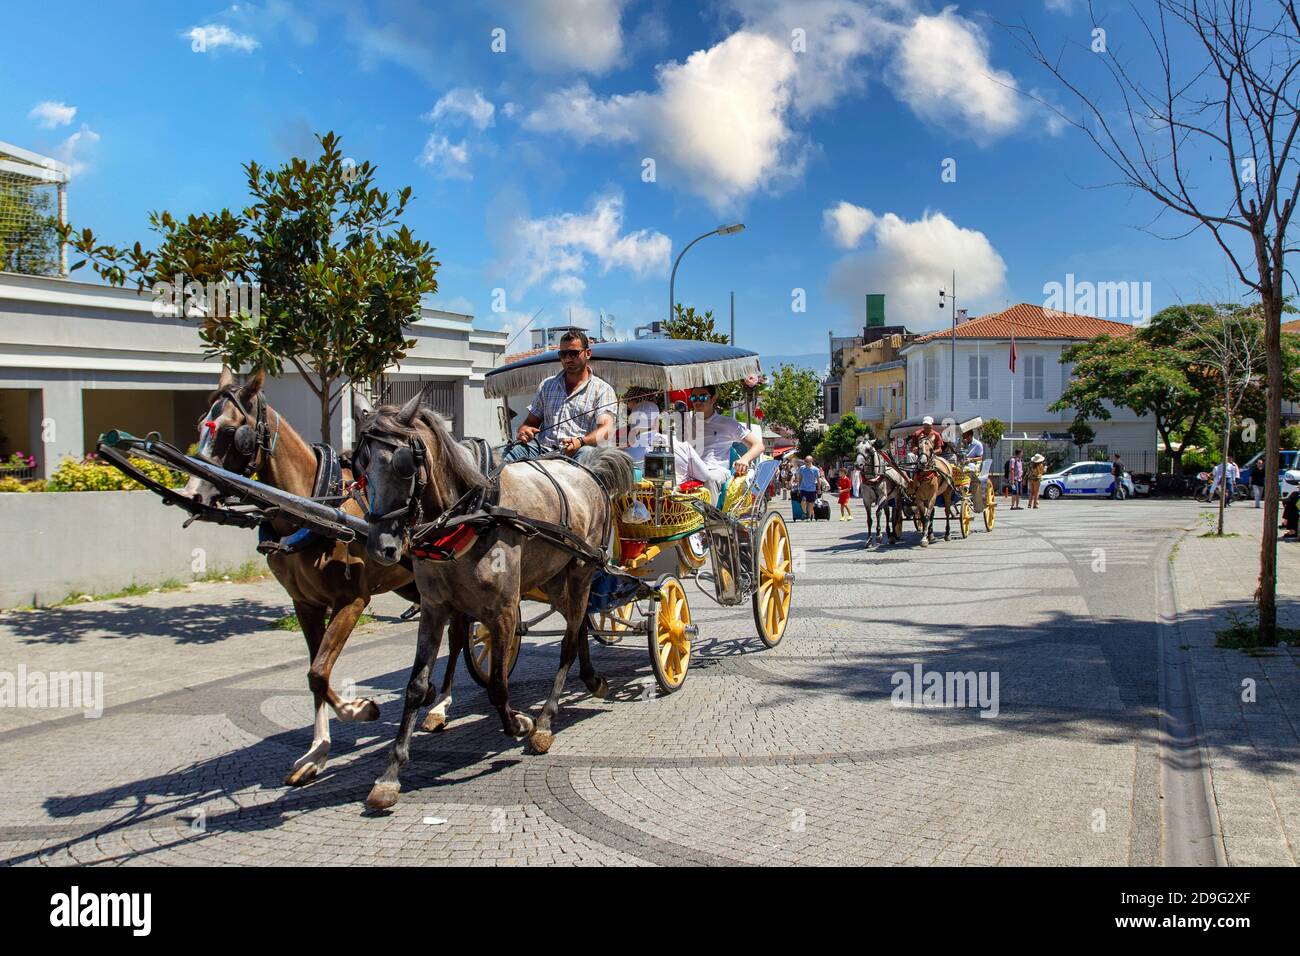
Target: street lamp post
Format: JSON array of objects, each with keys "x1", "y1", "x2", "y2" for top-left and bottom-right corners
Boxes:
[{"x1": 669, "y1": 223, "x2": 745, "y2": 325}]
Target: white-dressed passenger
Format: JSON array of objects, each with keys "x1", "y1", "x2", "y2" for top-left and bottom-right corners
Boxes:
[{"x1": 624, "y1": 400, "x2": 728, "y2": 496}]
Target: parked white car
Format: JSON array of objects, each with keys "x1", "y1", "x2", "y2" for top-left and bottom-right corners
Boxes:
[{"x1": 1040, "y1": 461, "x2": 1134, "y2": 499}]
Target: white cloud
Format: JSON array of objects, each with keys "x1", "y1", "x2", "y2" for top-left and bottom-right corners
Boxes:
[
  {"x1": 510, "y1": 0, "x2": 628, "y2": 74},
  {"x1": 1044, "y1": 0, "x2": 1073, "y2": 11},
  {"x1": 823, "y1": 201, "x2": 877, "y2": 249},
  {"x1": 526, "y1": 31, "x2": 802, "y2": 210},
  {"x1": 827, "y1": 209, "x2": 1007, "y2": 325},
  {"x1": 503, "y1": 192, "x2": 670, "y2": 297},
  {"x1": 890, "y1": 8, "x2": 1024, "y2": 142},
  {"x1": 183, "y1": 24, "x2": 260, "y2": 53},
  {"x1": 427, "y1": 89, "x2": 495, "y2": 130},
  {"x1": 550, "y1": 274, "x2": 587, "y2": 296},
  {"x1": 56, "y1": 125, "x2": 101, "y2": 177},
  {"x1": 418, "y1": 135, "x2": 471, "y2": 179},
  {"x1": 28, "y1": 101, "x2": 76, "y2": 129}
]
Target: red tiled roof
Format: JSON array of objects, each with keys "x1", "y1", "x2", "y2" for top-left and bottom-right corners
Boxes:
[
  {"x1": 500, "y1": 346, "x2": 547, "y2": 366},
  {"x1": 910, "y1": 303, "x2": 1137, "y2": 345},
  {"x1": 1282, "y1": 319, "x2": 1300, "y2": 334}
]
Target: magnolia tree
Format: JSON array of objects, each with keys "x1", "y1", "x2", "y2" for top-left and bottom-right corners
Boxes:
[{"x1": 62, "y1": 132, "x2": 439, "y2": 444}]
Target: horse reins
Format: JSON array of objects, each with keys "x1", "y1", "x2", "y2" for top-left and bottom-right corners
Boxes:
[{"x1": 207, "y1": 387, "x2": 280, "y2": 479}]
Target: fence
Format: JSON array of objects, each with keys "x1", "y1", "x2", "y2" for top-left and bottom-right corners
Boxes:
[
  {"x1": 373, "y1": 377, "x2": 457, "y2": 422},
  {"x1": 988, "y1": 444, "x2": 1158, "y2": 475}
]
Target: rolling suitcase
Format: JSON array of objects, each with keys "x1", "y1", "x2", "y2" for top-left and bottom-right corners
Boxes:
[
  {"x1": 792, "y1": 497, "x2": 805, "y2": 521},
  {"x1": 813, "y1": 497, "x2": 831, "y2": 521}
]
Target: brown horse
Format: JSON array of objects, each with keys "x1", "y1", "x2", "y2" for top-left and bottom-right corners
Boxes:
[
  {"x1": 355, "y1": 395, "x2": 635, "y2": 810},
  {"x1": 185, "y1": 368, "x2": 428, "y2": 786},
  {"x1": 910, "y1": 436, "x2": 955, "y2": 546}
]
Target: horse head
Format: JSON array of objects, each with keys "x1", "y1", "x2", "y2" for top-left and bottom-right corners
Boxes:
[
  {"x1": 354, "y1": 393, "x2": 487, "y2": 566},
  {"x1": 185, "y1": 366, "x2": 270, "y2": 503}
]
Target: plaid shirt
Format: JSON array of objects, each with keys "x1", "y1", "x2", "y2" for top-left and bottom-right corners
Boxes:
[{"x1": 527, "y1": 370, "x2": 617, "y2": 452}]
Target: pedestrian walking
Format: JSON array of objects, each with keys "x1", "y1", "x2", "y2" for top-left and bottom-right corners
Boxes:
[
  {"x1": 1003, "y1": 457, "x2": 1012, "y2": 498},
  {"x1": 851, "y1": 465, "x2": 862, "y2": 500},
  {"x1": 1109, "y1": 453, "x2": 1125, "y2": 500},
  {"x1": 837, "y1": 469, "x2": 853, "y2": 521},
  {"x1": 1009, "y1": 450, "x2": 1024, "y2": 510},
  {"x1": 797, "y1": 455, "x2": 822, "y2": 521},
  {"x1": 1028, "y1": 453, "x2": 1045, "y2": 508},
  {"x1": 1226, "y1": 456, "x2": 1239, "y2": 506},
  {"x1": 1251, "y1": 457, "x2": 1266, "y2": 508},
  {"x1": 1207, "y1": 460, "x2": 1224, "y2": 502}
]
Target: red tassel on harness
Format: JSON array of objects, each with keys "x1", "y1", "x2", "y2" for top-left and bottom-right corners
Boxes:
[{"x1": 411, "y1": 524, "x2": 479, "y2": 561}]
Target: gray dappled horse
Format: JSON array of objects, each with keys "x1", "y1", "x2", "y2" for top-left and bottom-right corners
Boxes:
[
  {"x1": 354, "y1": 394, "x2": 635, "y2": 810},
  {"x1": 854, "y1": 437, "x2": 910, "y2": 546}
]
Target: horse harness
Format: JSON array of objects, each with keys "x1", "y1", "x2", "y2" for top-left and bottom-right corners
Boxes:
[
  {"x1": 257, "y1": 444, "x2": 345, "y2": 556},
  {"x1": 351, "y1": 427, "x2": 608, "y2": 568}
]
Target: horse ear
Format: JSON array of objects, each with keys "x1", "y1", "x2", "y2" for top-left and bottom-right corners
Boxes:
[
  {"x1": 352, "y1": 390, "x2": 375, "y2": 428},
  {"x1": 218, "y1": 366, "x2": 235, "y2": 390},
  {"x1": 239, "y1": 369, "x2": 266, "y2": 403},
  {"x1": 398, "y1": 392, "x2": 422, "y2": 424}
]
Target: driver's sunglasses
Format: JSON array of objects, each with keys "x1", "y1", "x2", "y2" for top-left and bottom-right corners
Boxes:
[
  {"x1": 688, "y1": 392, "x2": 711, "y2": 403},
  {"x1": 558, "y1": 348, "x2": 585, "y2": 358}
]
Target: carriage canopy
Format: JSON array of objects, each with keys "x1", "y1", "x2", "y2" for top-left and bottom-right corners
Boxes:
[{"x1": 484, "y1": 339, "x2": 762, "y2": 399}]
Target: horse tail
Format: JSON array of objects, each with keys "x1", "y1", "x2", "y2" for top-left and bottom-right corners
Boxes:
[{"x1": 582, "y1": 446, "x2": 636, "y2": 497}]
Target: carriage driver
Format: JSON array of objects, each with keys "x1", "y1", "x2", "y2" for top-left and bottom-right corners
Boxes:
[
  {"x1": 508, "y1": 328, "x2": 617, "y2": 464},
  {"x1": 907, "y1": 416, "x2": 945, "y2": 454}
]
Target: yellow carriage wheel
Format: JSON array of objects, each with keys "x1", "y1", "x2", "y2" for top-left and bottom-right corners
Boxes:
[
  {"x1": 983, "y1": 480, "x2": 997, "y2": 531},
  {"x1": 752, "y1": 511, "x2": 793, "y2": 648},
  {"x1": 589, "y1": 599, "x2": 636, "y2": 646},
  {"x1": 959, "y1": 496, "x2": 972, "y2": 538},
  {"x1": 462, "y1": 613, "x2": 521, "y2": 688},
  {"x1": 648, "y1": 574, "x2": 692, "y2": 694}
]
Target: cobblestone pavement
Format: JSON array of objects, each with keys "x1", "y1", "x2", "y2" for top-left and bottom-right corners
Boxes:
[
  {"x1": 1168, "y1": 501, "x2": 1300, "y2": 866},
  {"x1": 0, "y1": 496, "x2": 1283, "y2": 866}
]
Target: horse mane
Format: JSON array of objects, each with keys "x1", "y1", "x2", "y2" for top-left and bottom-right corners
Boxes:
[{"x1": 364, "y1": 404, "x2": 487, "y2": 512}]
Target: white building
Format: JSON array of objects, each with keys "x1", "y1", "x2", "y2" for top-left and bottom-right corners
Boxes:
[
  {"x1": 0, "y1": 272, "x2": 508, "y2": 477},
  {"x1": 900, "y1": 303, "x2": 1157, "y2": 465}
]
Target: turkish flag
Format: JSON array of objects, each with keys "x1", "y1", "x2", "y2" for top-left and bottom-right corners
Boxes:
[{"x1": 1009, "y1": 340, "x2": 1017, "y2": 373}]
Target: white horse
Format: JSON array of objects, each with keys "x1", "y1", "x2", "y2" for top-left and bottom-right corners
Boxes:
[{"x1": 854, "y1": 438, "x2": 911, "y2": 546}]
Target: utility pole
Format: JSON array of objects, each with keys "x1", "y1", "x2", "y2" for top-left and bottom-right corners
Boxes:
[
  {"x1": 939, "y1": 272, "x2": 957, "y2": 409},
  {"x1": 730, "y1": 291, "x2": 735, "y2": 346}
]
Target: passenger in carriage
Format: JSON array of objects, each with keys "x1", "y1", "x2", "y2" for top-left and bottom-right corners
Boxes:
[
  {"x1": 623, "y1": 394, "x2": 728, "y2": 498},
  {"x1": 687, "y1": 385, "x2": 765, "y2": 478}
]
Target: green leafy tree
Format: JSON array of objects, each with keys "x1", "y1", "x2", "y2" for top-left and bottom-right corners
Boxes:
[
  {"x1": 814, "y1": 414, "x2": 869, "y2": 463},
  {"x1": 1051, "y1": 305, "x2": 1221, "y2": 473},
  {"x1": 760, "y1": 364, "x2": 822, "y2": 450},
  {"x1": 1068, "y1": 420, "x2": 1095, "y2": 448},
  {"x1": 61, "y1": 132, "x2": 439, "y2": 443},
  {"x1": 664, "y1": 303, "x2": 744, "y2": 408},
  {"x1": 981, "y1": 417, "x2": 1005, "y2": 448},
  {"x1": 0, "y1": 182, "x2": 59, "y2": 275}
]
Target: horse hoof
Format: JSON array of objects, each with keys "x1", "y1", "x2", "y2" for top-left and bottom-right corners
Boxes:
[
  {"x1": 511, "y1": 714, "x2": 535, "y2": 738},
  {"x1": 527, "y1": 729, "x2": 554, "y2": 754},
  {"x1": 365, "y1": 782, "x2": 400, "y2": 811},
  {"x1": 284, "y1": 763, "x2": 321, "y2": 787},
  {"x1": 339, "y1": 698, "x2": 380, "y2": 722},
  {"x1": 586, "y1": 676, "x2": 610, "y2": 699},
  {"x1": 421, "y1": 711, "x2": 446, "y2": 733}
]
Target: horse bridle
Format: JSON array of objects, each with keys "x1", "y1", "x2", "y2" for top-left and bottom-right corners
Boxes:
[
  {"x1": 350, "y1": 428, "x2": 429, "y2": 527},
  {"x1": 206, "y1": 388, "x2": 279, "y2": 478}
]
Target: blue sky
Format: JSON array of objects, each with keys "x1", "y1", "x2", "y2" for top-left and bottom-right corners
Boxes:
[{"x1": 2, "y1": 0, "x2": 1251, "y2": 364}]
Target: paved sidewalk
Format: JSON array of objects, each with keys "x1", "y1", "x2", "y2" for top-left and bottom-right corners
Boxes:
[{"x1": 1169, "y1": 502, "x2": 1300, "y2": 865}]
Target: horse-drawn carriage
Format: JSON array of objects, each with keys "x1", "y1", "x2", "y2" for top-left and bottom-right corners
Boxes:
[
  {"x1": 474, "y1": 338, "x2": 793, "y2": 695},
  {"x1": 885, "y1": 411, "x2": 996, "y2": 541},
  {"x1": 92, "y1": 341, "x2": 793, "y2": 806}
]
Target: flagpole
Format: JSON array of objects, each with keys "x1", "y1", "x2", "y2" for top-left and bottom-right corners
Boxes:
[{"x1": 1009, "y1": 315, "x2": 1016, "y2": 466}]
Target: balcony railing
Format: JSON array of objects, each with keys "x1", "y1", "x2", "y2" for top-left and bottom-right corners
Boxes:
[{"x1": 854, "y1": 405, "x2": 887, "y2": 421}]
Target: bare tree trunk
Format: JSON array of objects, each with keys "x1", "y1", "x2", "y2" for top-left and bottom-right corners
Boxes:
[
  {"x1": 319, "y1": 374, "x2": 334, "y2": 446},
  {"x1": 1259, "y1": 293, "x2": 1282, "y2": 641},
  {"x1": 1219, "y1": 386, "x2": 1230, "y2": 536}
]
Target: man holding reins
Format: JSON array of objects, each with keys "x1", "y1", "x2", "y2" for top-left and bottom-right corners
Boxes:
[{"x1": 507, "y1": 328, "x2": 616, "y2": 463}]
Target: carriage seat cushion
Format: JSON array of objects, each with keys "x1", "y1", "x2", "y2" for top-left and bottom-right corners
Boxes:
[{"x1": 678, "y1": 479, "x2": 704, "y2": 492}]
